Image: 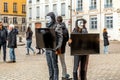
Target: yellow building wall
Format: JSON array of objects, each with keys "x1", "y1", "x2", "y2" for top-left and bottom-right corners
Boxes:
[{"x1": 0, "y1": 0, "x2": 26, "y2": 16}]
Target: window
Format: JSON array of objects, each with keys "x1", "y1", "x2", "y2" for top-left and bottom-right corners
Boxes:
[
  {"x1": 90, "y1": 0, "x2": 96, "y2": 10},
  {"x1": 13, "y1": 17, "x2": 17, "y2": 24},
  {"x1": 76, "y1": 0, "x2": 83, "y2": 11},
  {"x1": 61, "y1": 3, "x2": 65, "y2": 16},
  {"x1": 105, "y1": 15, "x2": 113, "y2": 28},
  {"x1": 4, "y1": 2, "x2": 8, "y2": 12},
  {"x1": 45, "y1": 5, "x2": 49, "y2": 15},
  {"x1": 90, "y1": 16, "x2": 97, "y2": 29},
  {"x1": 53, "y1": 4, "x2": 57, "y2": 15},
  {"x1": 22, "y1": 4, "x2": 26, "y2": 13},
  {"x1": 4, "y1": 17, "x2": 8, "y2": 23},
  {"x1": 29, "y1": 8, "x2": 32, "y2": 19},
  {"x1": 36, "y1": 0, "x2": 39, "y2": 2},
  {"x1": 22, "y1": 18, "x2": 26, "y2": 24},
  {"x1": 105, "y1": 0, "x2": 112, "y2": 8},
  {"x1": 36, "y1": 6, "x2": 40, "y2": 18},
  {"x1": 13, "y1": 3, "x2": 17, "y2": 13},
  {"x1": 29, "y1": 0, "x2": 32, "y2": 3}
]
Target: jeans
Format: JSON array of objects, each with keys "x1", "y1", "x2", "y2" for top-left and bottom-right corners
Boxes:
[
  {"x1": 58, "y1": 54, "x2": 67, "y2": 78},
  {"x1": 104, "y1": 46, "x2": 108, "y2": 54},
  {"x1": 73, "y1": 55, "x2": 89, "y2": 80},
  {"x1": 27, "y1": 40, "x2": 34, "y2": 54},
  {"x1": 46, "y1": 50, "x2": 59, "y2": 80},
  {"x1": 0, "y1": 43, "x2": 7, "y2": 61},
  {"x1": 9, "y1": 48, "x2": 16, "y2": 61}
]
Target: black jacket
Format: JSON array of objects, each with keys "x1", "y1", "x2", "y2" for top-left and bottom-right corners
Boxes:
[
  {"x1": 8, "y1": 29, "x2": 17, "y2": 48},
  {"x1": 103, "y1": 32, "x2": 109, "y2": 46},
  {"x1": 26, "y1": 31, "x2": 33, "y2": 40},
  {"x1": 46, "y1": 12, "x2": 63, "y2": 51},
  {"x1": 0, "y1": 27, "x2": 8, "y2": 45}
]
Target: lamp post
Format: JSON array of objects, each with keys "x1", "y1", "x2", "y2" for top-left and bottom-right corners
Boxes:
[{"x1": 68, "y1": 0, "x2": 72, "y2": 33}]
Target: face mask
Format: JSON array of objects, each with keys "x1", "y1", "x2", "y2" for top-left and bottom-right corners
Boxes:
[
  {"x1": 46, "y1": 16, "x2": 52, "y2": 23},
  {"x1": 77, "y1": 20, "x2": 83, "y2": 28}
]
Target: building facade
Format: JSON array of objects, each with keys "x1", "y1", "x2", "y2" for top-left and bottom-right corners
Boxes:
[
  {"x1": 72, "y1": 0, "x2": 120, "y2": 40},
  {"x1": 26, "y1": 0, "x2": 71, "y2": 34},
  {"x1": 0, "y1": 0, "x2": 26, "y2": 33}
]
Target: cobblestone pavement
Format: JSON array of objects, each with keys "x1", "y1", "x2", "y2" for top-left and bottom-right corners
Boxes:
[{"x1": 0, "y1": 38, "x2": 120, "y2": 80}]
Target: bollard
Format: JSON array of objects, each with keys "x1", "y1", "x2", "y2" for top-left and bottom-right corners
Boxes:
[{"x1": 19, "y1": 36, "x2": 22, "y2": 42}]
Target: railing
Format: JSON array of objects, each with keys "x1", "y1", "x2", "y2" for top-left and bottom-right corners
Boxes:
[
  {"x1": 89, "y1": 6, "x2": 96, "y2": 10},
  {"x1": 104, "y1": 4, "x2": 112, "y2": 8}
]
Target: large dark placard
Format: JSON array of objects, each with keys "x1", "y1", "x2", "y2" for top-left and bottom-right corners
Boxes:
[
  {"x1": 71, "y1": 33, "x2": 100, "y2": 55},
  {"x1": 35, "y1": 28, "x2": 56, "y2": 49}
]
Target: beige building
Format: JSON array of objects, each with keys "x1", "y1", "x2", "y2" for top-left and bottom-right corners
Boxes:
[{"x1": 72, "y1": 0, "x2": 120, "y2": 40}]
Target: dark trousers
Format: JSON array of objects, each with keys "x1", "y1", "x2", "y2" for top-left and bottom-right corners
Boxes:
[
  {"x1": 46, "y1": 50, "x2": 59, "y2": 80},
  {"x1": 0, "y1": 43, "x2": 7, "y2": 61},
  {"x1": 73, "y1": 55, "x2": 89, "y2": 80}
]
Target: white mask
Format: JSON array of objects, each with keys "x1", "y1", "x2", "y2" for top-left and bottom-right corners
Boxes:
[
  {"x1": 77, "y1": 20, "x2": 83, "y2": 28},
  {"x1": 46, "y1": 16, "x2": 52, "y2": 23}
]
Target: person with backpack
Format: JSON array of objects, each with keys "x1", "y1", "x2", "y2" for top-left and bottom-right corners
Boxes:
[{"x1": 57, "y1": 16, "x2": 69, "y2": 80}]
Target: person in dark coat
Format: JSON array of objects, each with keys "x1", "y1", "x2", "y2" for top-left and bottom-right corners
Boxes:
[
  {"x1": 57, "y1": 16, "x2": 69, "y2": 79},
  {"x1": 45, "y1": 12, "x2": 63, "y2": 80},
  {"x1": 7, "y1": 24, "x2": 17, "y2": 63},
  {"x1": 103, "y1": 28, "x2": 109, "y2": 54},
  {"x1": 0, "y1": 21, "x2": 8, "y2": 62},
  {"x1": 68, "y1": 19, "x2": 89, "y2": 80}
]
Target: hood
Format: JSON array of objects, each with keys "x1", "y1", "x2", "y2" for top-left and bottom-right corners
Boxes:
[
  {"x1": 75, "y1": 19, "x2": 87, "y2": 28},
  {"x1": 46, "y1": 12, "x2": 56, "y2": 24}
]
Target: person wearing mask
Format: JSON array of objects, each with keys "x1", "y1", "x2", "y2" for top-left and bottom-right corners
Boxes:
[
  {"x1": 45, "y1": 12, "x2": 63, "y2": 80},
  {"x1": 57, "y1": 16, "x2": 69, "y2": 80},
  {"x1": 68, "y1": 19, "x2": 89, "y2": 80},
  {"x1": 103, "y1": 28, "x2": 109, "y2": 54},
  {"x1": 26, "y1": 27, "x2": 35, "y2": 55},
  {"x1": 7, "y1": 24, "x2": 17, "y2": 63},
  {"x1": 0, "y1": 21, "x2": 8, "y2": 62}
]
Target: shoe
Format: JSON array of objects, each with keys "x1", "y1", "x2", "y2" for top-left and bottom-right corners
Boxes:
[
  {"x1": 13, "y1": 61, "x2": 16, "y2": 63},
  {"x1": 36, "y1": 52, "x2": 41, "y2": 54},
  {"x1": 7, "y1": 61, "x2": 14, "y2": 63},
  {"x1": 26, "y1": 53, "x2": 30, "y2": 55}
]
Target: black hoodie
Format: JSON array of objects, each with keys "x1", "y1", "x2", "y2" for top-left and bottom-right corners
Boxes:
[{"x1": 46, "y1": 12, "x2": 63, "y2": 51}]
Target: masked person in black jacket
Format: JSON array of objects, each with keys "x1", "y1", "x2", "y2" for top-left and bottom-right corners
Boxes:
[
  {"x1": 7, "y1": 24, "x2": 17, "y2": 63},
  {"x1": 0, "y1": 21, "x2": 8, "y2": 62},
  {"x1": 69, "y1": 19, "x2": 89, "y2": 80},
  {"x1": 45, "y1": 12, "x2": 63, "y2": 80}
]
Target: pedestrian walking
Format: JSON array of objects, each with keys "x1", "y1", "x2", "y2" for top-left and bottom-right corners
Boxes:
[
  {"x1": 7, "y1": 24, "x2": 17, "y2": 63},
  {"x1": 103, "y1": 28, "x2": 109, "y2": 54},
  {"x1": 26, "y1": 27, "x2": 35, "y2": 55},
  {"x1": 0, "y1": 21, "x2": 8, "y2": 62},
  {"x1": 57, "y1": 16, "x2": 69, "y2": 80}
]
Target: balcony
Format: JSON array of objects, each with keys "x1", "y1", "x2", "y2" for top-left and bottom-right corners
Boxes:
[
  {"x1": 76, "y1": 8, "x2": 83, "y2": 12},
  {"x1": 104, "y1": 4, "x2": 112, "y2": 8},
  {"x1": 89, "y1": 6, "x2": 96, "y2": 10}
]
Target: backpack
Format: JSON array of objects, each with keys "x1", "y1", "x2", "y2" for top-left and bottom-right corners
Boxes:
[{"x1": 61, "y1": 22, "x2": 69, "y2": 42}]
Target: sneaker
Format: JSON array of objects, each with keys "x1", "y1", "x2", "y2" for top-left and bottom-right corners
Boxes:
[
  {"x1": 7, "y1": 61, "x2": 14, "y2": 63},
  {"x1": 26, "y1": 53, "x2": 30, "y2": 55},
  {"x1": 13, "y1": 61, "x2": 16, "y2": 63}
]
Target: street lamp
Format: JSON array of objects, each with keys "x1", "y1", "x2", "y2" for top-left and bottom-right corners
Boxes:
[{"x1": 68, "y1": 0, "x2": 72, "y2": 33}]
